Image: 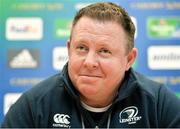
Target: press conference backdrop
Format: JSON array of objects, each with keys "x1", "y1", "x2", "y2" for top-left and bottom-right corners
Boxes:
[{"x1": 0, "y1": 0, "x2": 180, "y2": 124}]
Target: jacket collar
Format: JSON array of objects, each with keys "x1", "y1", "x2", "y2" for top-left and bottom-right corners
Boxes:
[
  {"x1": 61, "y1": 63, "x2": 80, "y2": 101},
  {"x1": 114, "y1": 68, "x2": 139, "y2": 103}
]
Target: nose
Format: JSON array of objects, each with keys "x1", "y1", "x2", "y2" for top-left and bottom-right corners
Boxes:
[{"x1": 83, "y1": 51, "x2": 98, "y2": 70}]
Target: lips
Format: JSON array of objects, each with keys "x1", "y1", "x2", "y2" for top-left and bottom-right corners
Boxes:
[{"x1": 79, "y1": 73, "x2": 102, "y2": 78}]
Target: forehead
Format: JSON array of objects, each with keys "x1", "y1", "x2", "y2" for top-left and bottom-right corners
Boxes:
[{"x1": 71, "y1": 17, "x2": 127, "y2": 43}]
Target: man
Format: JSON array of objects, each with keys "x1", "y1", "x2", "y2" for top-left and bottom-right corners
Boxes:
[{"x1": 1, "y1": 2, "x2": 180, "y2": 128}]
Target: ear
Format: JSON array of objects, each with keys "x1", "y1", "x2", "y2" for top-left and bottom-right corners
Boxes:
[
  {"x1": 67, "y1": 40, "x2": 71, "y2": 56},
  {"x1": 125, "y1": 48, "x2": 138, "y2": 71}
]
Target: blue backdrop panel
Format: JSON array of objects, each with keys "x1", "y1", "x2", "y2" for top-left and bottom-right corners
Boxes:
[{"x1": 0, "y1": 0, "x2": 180, "y2": 124}]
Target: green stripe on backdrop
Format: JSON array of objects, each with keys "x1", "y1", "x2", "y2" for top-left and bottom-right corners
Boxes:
[{"x1": 176, "y1": 93, "x2": 180, "y2": 98}]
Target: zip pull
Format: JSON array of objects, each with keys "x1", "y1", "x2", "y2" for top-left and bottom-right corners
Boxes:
[{"x1": 95, "y1": 125, "x2": 99, "y2": 129}]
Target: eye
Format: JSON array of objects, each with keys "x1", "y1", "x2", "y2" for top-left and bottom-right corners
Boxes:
[
  {"x1": 76, "y1": 44, "x2": 88, "y2": 52},
  {"x1": 99, "y1": 48, "x2": 111, "y2": 55}
]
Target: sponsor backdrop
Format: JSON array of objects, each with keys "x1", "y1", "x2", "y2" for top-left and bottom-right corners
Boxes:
[{"x1": 0, "y1": 0, "x2": 180, "y2": 124}]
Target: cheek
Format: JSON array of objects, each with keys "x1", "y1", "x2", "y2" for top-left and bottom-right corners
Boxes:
[
  {"x1": 68, "y1": 55, "x2": 82, "y2": 76},
  {"x1": 101, "y1": 59, "x2": 127, "y2": 79}
]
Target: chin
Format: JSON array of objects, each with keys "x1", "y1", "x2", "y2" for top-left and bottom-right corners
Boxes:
[{"x1": 79, "y1": 85, "x2": 99, "y2": 96}]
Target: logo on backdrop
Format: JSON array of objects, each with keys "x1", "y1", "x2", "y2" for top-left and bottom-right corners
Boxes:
[
  {"x1": 148, "y1": 45, "x2": 180, "y2": 70},
  {"x1": 53, "y1": 47, "x2": 68, "y2": 70},
  {"x1": 8, "y1": 49, "x2": 40, "y2": 69},
  {"x1": 147, "y1": 17, "x2": 180, "y2": 39},
  {"x1": 53, "y1": 113, "x2": 71, "y2": 128},
  {"x1": 6, "y1": 17, "x2": 43, "y2": 40},
  {"x1": 4, "y1": 93, "x2": 22, "y2": 115},
  {"x1": 119, "y1": 106, "x2": 142, "y2": 124},
  {"x1": 131, "y1": 16, "x2": 137, "y2": 39},
  {"x1": 54, "y1": 18, "x2": 72, "y2": 39}
]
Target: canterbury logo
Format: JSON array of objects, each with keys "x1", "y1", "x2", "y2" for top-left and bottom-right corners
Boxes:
[{"x1": 53, "y1": 114, "x2": 70, "y2": 124}]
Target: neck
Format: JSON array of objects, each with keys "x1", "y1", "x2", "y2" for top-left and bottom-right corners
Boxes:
[
  {"x1": 80, "y1": 91, "x2": 117, "y2": 108},
  {"x1": 81, "y1": 101, "x2": 112, "y2": 112}
]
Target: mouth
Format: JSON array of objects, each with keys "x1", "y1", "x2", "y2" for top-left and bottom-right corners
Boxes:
[{"x1": 79, "y1": 74, "x2": 102, "y2": 78}]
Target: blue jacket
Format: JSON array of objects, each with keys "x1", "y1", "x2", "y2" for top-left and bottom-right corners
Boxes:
[{"x1": 2, "y1": 64, "x2": 180, "y2": 128}]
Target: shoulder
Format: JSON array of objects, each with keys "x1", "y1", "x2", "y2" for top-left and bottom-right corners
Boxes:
[
  {"x1": 1, "y1": 73, "x2": 68, "y2": 127},
  {"x1": 128, "y1": 69, "x2": 180, "y2": 127},
  {"x1": 22, "y1": 73, "x2": 65, "y2": 103},
  {"x1": 5, "y1": 73, "x2": 67, "y2": 119},
  {"x1": 130, "y1": 69, "x2": 171, "y2": 100},
  {"x1": 130, "y1": 69, "x2": 180, "y2": 109}
]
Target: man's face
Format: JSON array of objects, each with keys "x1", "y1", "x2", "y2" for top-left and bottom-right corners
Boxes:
[{"x1": 68, "y1": 17, "x2": 135, "y2": 101}]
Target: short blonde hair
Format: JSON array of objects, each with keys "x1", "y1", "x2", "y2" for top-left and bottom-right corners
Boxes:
[{"x1": 71, "y1": 2, "x2": 135, "y2": 54}]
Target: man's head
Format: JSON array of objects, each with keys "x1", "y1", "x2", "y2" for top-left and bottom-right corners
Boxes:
[
  {"x1": 70, "y1": 2, "x2": 135, "y2": 54},
  {"x1": 67, "y1": 2, "x2": 137, "y2": 107}
]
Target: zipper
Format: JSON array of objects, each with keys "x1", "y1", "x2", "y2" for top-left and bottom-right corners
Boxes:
[{"x1": 81, "y1": 110, "x2": 112, "y2": 129}]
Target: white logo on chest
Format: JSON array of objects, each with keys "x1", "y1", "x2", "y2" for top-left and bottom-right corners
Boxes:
[
  {"x1": 53, "y1": 113, "x2": 71, "y2": 128},
  {"x1": 119, "y1": 106, "x2": 142, "y2": 124}
]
